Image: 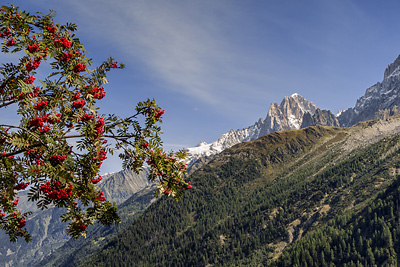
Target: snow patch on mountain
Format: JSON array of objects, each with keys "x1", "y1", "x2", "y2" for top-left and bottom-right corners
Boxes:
[{"x1": 186, "y1": 118, "x2": 264, "y2": 165}]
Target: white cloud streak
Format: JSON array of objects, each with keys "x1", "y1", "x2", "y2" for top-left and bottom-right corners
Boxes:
[{"x1": 67, "y1": 0, "x2": 275, "y2": 113}]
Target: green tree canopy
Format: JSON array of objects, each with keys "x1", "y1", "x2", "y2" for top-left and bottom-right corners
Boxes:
[{"x1": 0, "y1": 3, "x2": 190, "y2": 242}]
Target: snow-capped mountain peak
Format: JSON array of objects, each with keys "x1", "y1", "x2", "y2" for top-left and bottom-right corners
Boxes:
[{"x1": 186, "y1": 94, "x2": 337, "y2": 166}]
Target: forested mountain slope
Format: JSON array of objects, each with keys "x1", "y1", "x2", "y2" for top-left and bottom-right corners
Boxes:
[
  {"x1": 274, "y1": 177, "x2": 400, "y2": 266},
  {"x1": 82, "y1": 115, "x2": 400, "y2": 266}
]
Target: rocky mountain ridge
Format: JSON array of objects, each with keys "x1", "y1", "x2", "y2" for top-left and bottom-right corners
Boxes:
[
  {"x1": 187, "y1": 54, "x2": 400, "y2": 166},
  {"x1": 338, "y1": 54, "x2": 400, "y2": 126},
  {"x1": 186, "y1": 93, "x2": 338, "y2": 166}
]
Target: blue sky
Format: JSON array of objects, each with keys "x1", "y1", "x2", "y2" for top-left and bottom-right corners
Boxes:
[{"x1": 5, "y1": 0, "x2": 400, "y2": 173}]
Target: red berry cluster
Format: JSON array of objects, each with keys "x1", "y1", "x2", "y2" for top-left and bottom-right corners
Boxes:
[
  {"x1": 49, "y1": 154, "x2": 67, "y2": 165},
  {"x1": 73, "y1": 63, "x2": 86, "y2": 73},
  {"x1": 95, "y1": 191, "x2": 106, "y2": 202},
  {"x1": 155, "y1": 109, "x2": 165, "y2": 119},
  {"x1": 88, "y1": 87, "x2": 106, "y2": 99},
  {"x1": 35, "y1": 158, "x2": 44, "y2": 167},
  {"x1": 27, "y1": 44, "x2": 40, "y2": 53},
  {"x1": 29, "y1": 113, "x2": 61, "y2": 134},
  {"x1": 26, "y1": 57, "x2": 42, "y2": 72},
  {"x1": 112, "y1": 61, "x2": 118, "y2": 68},
  {"x1": 146, "y1": 158, "x2": 156, "y2": 168},
  {"x1": 173, "y1": 180, "x2": 192, "y2": 191},
  {"x1": 99, "y1": 150, "x2": 107, "y2": 160},
  {"x1": 25, "y1": 75, "x2": 36, "y2": 84},
  {"x1": 54, "y1": 37, "x2": 71, "y2": 49},
  {"x1": 14, "y1": 182, "x2": 29, "y2": 191},
  {"x1": 93, "y1": 150, "x2": 107, "y2": 168},
  {"x1": 6, "y1": 38, "x2": 16, "y2": 46},
  {"x1": 40, "y1": 181, "x2": 73, "y2": 200},
  {"x1": 39, "y1": 125, "x2": 50, "y2": 134},
  {"x1": 59, "y1": 51, "x2": 82, "y2": 62},
  {"x1": 184, "y1": 181, "x2": 192, "y2": 190},
  {"x1": 27, "y1": 148, "x2": 42, "y2": 159},
  {"x1": 80, "y1": 114, "x2": 93, "y2": 122},
  {"x1": 60, "y1": 52, "x2": 73, "y2": 62},
  {"x1": 13, "y1": 197, "x2": 19, "y2": 206},
  {"x1": 48, "y1": 113, "x2": 61, "y2": 124},
  {"x1": 29, "y1": 114, "x2": 48, "y2": 127},
  {"x1": 34, "y1": 100, "x2": 47, "y2": 111},
  {"x1": 72, "y1": 92, "x2": 81, "y2": 100},
  {"x1": 142, "y1": 142, "x2": 149, "y2": 148},
  {"x1": 0, "y1": 28, "x2": 11, "y2": 38},
  {"x1": 73, "y1": 99, "x2": 86, "y2": 108},
  {"x1": 47, "y1": 23, "x2": 56, "y2": 33},
  {"x1": 91, "y1": 176, "x2": 102, "y2": 184},
  {"x1": 94, "y1": 117, "x2": 105, "y2": 138},
  {"x1": 17, "y1": 217, "x2": 26, "y2": 228}
]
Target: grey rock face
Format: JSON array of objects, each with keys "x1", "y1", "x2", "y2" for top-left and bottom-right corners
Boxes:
[
  {"x1": 301, "y1": 108, "x2": 340, "y2": 128},
  {"x1": 339, "y1": 54, "x2": 400, "y2": 127},
  {"x1": 259, "y1": 93, "x2": 318, "y2": 136}
]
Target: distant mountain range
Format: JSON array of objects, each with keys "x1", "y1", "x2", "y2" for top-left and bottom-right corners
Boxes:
[
  {"x1": 187, "y1": 54, "x2": 400, "y2": 167},
  {"x1": 186, "y1": 92, "x2": 339, "y2": 167}
]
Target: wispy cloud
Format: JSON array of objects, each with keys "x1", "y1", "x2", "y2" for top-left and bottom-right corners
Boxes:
[
  {"x1": 16, "y1": 0, "x2": 394, "y2": 123},
  {"x1": 66, "y1": 0, "x2": 278, "y2": 116}
]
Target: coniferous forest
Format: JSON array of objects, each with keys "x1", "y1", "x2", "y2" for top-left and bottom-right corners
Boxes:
[{"x1": 53, "y1": 120, "x2": 400, "y2": 267}]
